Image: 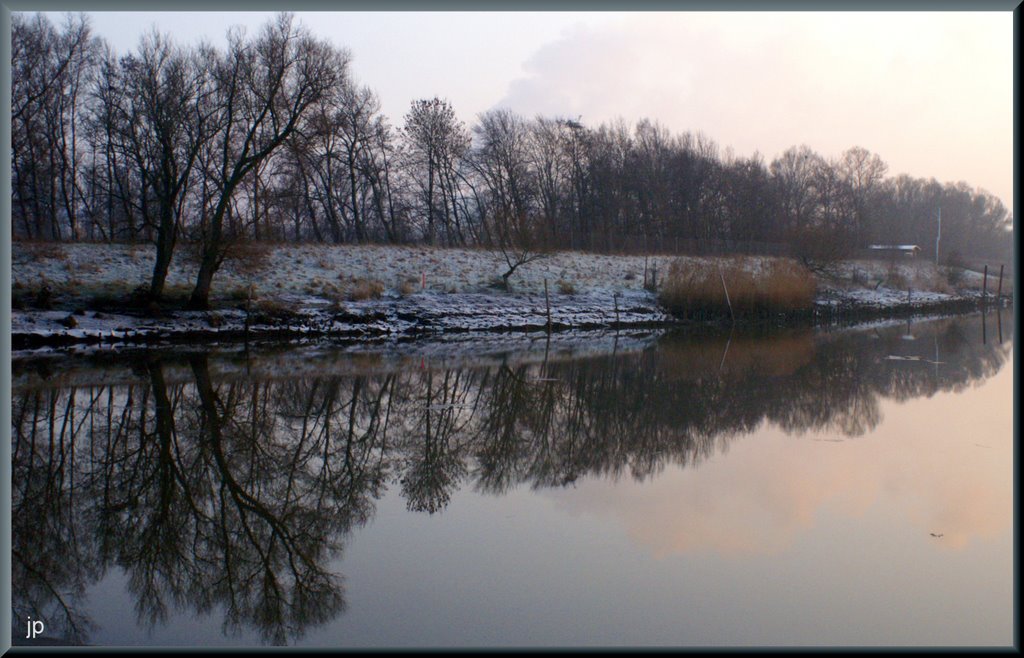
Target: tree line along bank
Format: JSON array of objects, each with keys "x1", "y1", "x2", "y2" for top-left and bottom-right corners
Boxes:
[{"x1": 11, "y1": 11, "x2": 1013, "y2": 311}]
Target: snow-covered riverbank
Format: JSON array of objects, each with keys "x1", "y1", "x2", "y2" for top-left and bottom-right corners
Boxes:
[
  {"x1": 11, "y1": 288, "x2": 672, "y2": 350},
  {"x1": 10, "y1": 242, "x2": 1009, "y2": 352}
]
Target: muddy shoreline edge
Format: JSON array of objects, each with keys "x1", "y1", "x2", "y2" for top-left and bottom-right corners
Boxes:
[{"x1": 11, "y1": 287, "x2": 1010, "y2": 356}]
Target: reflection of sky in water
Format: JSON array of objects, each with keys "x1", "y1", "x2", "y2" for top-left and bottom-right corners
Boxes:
[
  {"x1": 13, "y1": 315, "x2": 1013, "y2": 648},
  {"x1": 311, "y1": 352, "x2": 1011, "y2": 647},
  {"x1": 547, "y1": 354, "x2": 1013, "y2": 557}
]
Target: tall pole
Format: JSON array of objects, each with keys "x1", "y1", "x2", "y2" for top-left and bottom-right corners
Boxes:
[
  {"x1": 544, "y1": 278, "x2": 551, "y2": 333},
  {"x1": 935, "y1": 206, "x2": 941, "y2": 265}
]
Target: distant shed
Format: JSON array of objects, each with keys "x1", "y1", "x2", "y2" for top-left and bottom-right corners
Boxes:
[{"x1": 867, "y1": 244, "x2": 921, "y2": 258}]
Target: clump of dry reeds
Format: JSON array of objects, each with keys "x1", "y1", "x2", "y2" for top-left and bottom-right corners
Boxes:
[
  {"x1": 347, "y1": 278, "x2": 385, "y2": 301},
  {"x1": 397, "y1": 276, "x2": 419, "y2": 296},
  {"x1": 658, "y1": 258, "x2": 816, "y2": 318}
]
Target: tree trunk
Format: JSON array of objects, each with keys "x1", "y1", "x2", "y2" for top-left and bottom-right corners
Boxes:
[
  {"x1": 187, "y1": 196, "x2": 229, "y2": 310},
  {"x1": 188, "y1": 249, "x2": 219, "y2": 310},
  {"x1": 426, "y1": 162, "x2": 435, "y2": 246},
  {"x1": 149, "y1": 209, "x2": 176, "y2": 303},
  {"x1": 349, "y1": 155, "x2": 364, "y2": 243}
]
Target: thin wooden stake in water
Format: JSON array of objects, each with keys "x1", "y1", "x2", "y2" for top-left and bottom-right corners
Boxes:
[
  {"x1": 244, "y1": 283, "x2": 253, "y2": 338},
  {"x1": 982, "y1": 306, "x2": 987, "y2": 345},
  {"x1": 719, "y1": 269, "x2": 734, "y2": 325},
  {"x1": 544, "y1": 278, "x2": 551, "y2": 332},
  {"x1": 614, "y1": 291, "x2": 620, "y2": 327},
  {"x1": 996, "y1": 264, "x2": 1004, "y2": 304},
  {"x1": 982, "y1": 265, "x2": 988, "y2": 305},
  {"x1": 718, "y1": 329, "x2": 733, "y2": 375}
]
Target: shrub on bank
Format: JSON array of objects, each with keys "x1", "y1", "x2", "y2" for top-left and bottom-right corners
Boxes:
[
  {"x1": 658, "y1": 258, "x2": 815, "y2": 319},
  {"x1": 348, "y1": 278, "x2": 385, "y2": 301}
]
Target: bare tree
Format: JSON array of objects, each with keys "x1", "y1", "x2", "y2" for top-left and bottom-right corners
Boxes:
[
  {"x1": 337, "y1": 82, "x2": 382, "y2": 243},
  {"x1": 838, "y1": 146, "x2": 888, "y2": 243},
  {"x1": 528, "y1": 116, "x2": 572, "y2": 245},
  {"x1": 493, "y1": 209, "x2": 548, "y2": 290},
  {"x1": 470, "y1": 108, "x2": 546, "y2": 288},
  {"x1": 290, "y1": 90, "x2": 351, "y2": 243},
  {"x1": 403, "y1": 97, "x2": 471, "y2": 245},
  {"x1": 810, "y1": 156, "x2": 855, "y2": 234},
  {"x1": 108, "y1": 32, "x2": 217, "y2": 302},
  {"x1": 187, "y1": 13, "x2": 345, "y2": 309},
  {"x1": 362, "y1": 115, "x2": 404, "y2": 242},
  {"x1": 770, "y1": 145, "x2": 822, "y2": 234},
  {"x1": 86, "y1": 44, "x2": 138, "y2": 241},
  {"x1": 10, "y1": 13, "x2": 101, "y2": 241}
]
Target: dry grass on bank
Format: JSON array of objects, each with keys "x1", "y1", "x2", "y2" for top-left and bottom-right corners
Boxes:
[
  {"x1": 659, "y1": 258, "x2": 816, "y2": 318},
  {"x1": 347, "y1": 278, "x2": 385, "y2": 301}
]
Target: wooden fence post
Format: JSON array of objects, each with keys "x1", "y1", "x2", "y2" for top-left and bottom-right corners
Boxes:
[
  {"x1": 244, "y1": 283, "x2": 253, "y2": 340},
  {"x1": 544, "y1": 278, "x2": 551, "y2": 332}
]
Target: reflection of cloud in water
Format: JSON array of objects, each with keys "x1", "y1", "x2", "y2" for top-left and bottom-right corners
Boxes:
[{"x1": 546, "y1": 350, "x2": 1012, "y2": 557}]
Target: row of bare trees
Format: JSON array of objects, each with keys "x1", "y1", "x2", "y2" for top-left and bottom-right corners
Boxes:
[
  {"x1": 11, "y1": 12, "x2": 1013, "y2": 305},
  {"x1": 12, "y1": 12, "x2": 350, "y2": 307}
]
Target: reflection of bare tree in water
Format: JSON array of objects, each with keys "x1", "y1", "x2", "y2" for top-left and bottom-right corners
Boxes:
[
  {"x1": 11, "y1": 387, "x2": 102, "y2": 645},
  {"x1": 11, "y1": 357, "x2": 393, "y2": 646},
  {"x1": 472, "y1": 364, "x2": 537, "y2": 494},
  {"x1": 187, "y1": 355, "x2": 349, "y2": 645},
  {"x1": 397, "y1": 368, "x2": 474, "y2": 513},
  {"x1": 770, "y1": 316, "x2": 1008, "y2": 437},
  {"x1": 9, "y1": 313, "x2": 1011, "y2": 645},
  {"x1": 769, "y1": 344, "x2": 883, "y2": 437}
]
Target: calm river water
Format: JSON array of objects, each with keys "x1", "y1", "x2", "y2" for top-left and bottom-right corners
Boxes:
[{"x1": 9, "y1": 312, "x2": 1014, "y2": 648}]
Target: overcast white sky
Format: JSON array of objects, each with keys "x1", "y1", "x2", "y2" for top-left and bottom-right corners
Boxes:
[{"x1": 43, "y1": 10, "x2": 1015, "y2": 209}]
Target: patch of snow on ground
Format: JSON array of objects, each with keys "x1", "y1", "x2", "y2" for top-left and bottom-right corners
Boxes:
[
  {"x1": 12, "y1": 242, "x2": 810, "y2": 304},
  {"x1": 11, "y1": 243, "x2": 1001, "y2": 347}
]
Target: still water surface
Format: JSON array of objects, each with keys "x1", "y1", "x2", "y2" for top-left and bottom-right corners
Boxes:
[{"x1": 9, "y1": 313, "x2": 1014, "y2": 647}]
